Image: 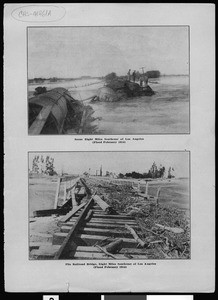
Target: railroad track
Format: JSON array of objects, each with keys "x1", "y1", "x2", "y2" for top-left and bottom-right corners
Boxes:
[{"x1": 30, "y1": 177, "x2": 149, "y2": 260}]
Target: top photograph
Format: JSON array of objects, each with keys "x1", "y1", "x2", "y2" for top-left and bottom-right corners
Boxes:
[{"x1": 27, "y1": 26, "x2": 190, "y2": 135}]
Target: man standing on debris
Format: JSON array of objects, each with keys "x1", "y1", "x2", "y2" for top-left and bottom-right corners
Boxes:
[
  {"x1": 139, "y1": 74, "x2": 144, "y2": 87},
  {"x1": 127, "y1": 69, "x2": 131, "y2": 81},
  {"x1": 132, "y1": 70, "x2": 136, "y2": 82},
  {"x1": 143, "y1": 74, "x2": 149, "y2": 87}
]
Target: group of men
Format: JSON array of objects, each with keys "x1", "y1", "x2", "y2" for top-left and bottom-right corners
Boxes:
[{"x1": 127, "y1": 69, "x2": 148, "y2": 87}]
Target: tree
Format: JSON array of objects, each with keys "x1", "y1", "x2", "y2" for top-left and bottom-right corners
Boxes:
[
  {"x1": 31, "y1": 155, "x2": 56, "y2": 175},
  {"x1": 159, "y1": 166, "x2": 165, "y2": 178},
  {"x1": 149, "y1": 162, "x2": 158, "y2": 178},
  {"x1": 32, "y1": 155, "x2": 40, "y2": 173},
  {"x1": 118, "y1": 173, "x2": 124, "y2": 179},
  {"x1": 45, "y1": 156, "x2": 56, "y2": 175}
]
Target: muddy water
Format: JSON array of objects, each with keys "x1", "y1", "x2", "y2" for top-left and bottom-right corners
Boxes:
[
  {"x1": 89, "y1": 76, "x2": 189, "y2": 134},
  {"x1": 28, "y1": 76, "x2": 189, "y2": 134}
]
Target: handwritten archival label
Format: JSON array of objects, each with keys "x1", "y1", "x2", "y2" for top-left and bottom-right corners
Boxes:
[{"x1": 11, "y1": 5, "x2": 66, "y2": 22}]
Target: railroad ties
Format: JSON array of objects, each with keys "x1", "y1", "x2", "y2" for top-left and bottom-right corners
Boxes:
[{"x1": 30, "y1": 178, "x2": 149, "y2": 260}]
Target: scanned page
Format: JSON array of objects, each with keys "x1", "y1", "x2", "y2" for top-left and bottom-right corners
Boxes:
[{"x1": 4, "y1": 3, "x2": 215, "y2": 293}]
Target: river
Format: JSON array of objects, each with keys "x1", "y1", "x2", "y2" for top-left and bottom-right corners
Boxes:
[
  {"x1": 28, "y1": 75, "x2": 189, "y2": 134},
  {"x1": 89, "y1": 76, "x2": 189, "y2": 134}
]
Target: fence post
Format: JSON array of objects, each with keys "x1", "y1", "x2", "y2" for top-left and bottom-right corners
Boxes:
[
  {"x1": 54, "y1": 177, "x2": 61, "y2": 209},
  {"x1": 63, "y1": 180, "x2": 67, "y2": 202},
  {"x1": 145, "y1": 181, "x2": 149, "y2": 197}
]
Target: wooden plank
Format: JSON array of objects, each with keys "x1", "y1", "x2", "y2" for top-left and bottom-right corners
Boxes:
[
  {"x1": 31, "y1": 244, "x2": 148, "y2": 256},
  {"x1": 33, "y1": 207, "x2": 70, "y2": 217},
  {"x1": 57, "y1": 202, "x2": 87, "y2": 225},
  {"x1": 60, "y1": 198, "x2": 73, "y2": 209},
  {"x1": 76, "y1": 246, "x2": 148, "y2": 255},
  {"x1": 52, "y1": 232, "x2": 68, "y2": 245},
  {"x1": 85, "y1": 222, "x2": 139, "y2": 230},
  {"x1": 61, "y1": 226, "x2": 74, "y2": 233},
  {"x1": 29, "y1": 104, "x2": 53, "y2": 135},
  {"x1": 80, "y1": 178, "x2": 92, "y2": 195},
  {"x1": 75, "y1": 234, "x2": 137, "y2": 248},
  {"x1": 92, "y1": 195, "x2": 112, "y2": 212},
  {"x1": 87, "y1": 218, "x2": 138, "y2": 225},
  {"x1": 71, "y1": 187, "x2": 77, "y2": 207},
  {"x1": 72, "y1": 251, "x2": 147, "y2": 260},
  {"x1": 92, "y1": 213, "x2": 134, "y2": 220},
  {"x1": 63, "y1": 180, "x2": 67, "y2": 202},
  {"x1": 79, "y1": 227, "x2": 133, "y2": 238},
  {"x1": 61, "y1": 217, "x2": 138, "y2": 225},
  {"x1": 54, "y1": 197, "x2": 94, "y2": 259},
  {"x1": 60, "y1": 222, "x2": 76, "y2": 228},
  {"x1": 54, "y1": 177, "x2": 61, "y2": 209},
  {"x1": 29, "y1": 242, "x2": 53, "y2": 251}
]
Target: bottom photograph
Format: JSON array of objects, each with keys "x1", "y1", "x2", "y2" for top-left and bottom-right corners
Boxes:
[{"x1": 28, "y1": 151, "x2": 190, "y2": 260}]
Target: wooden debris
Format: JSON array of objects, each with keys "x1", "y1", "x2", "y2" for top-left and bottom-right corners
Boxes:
[
  {"x1": 85, "y1": 209, "x2": 93, "y2": 221},
  {"x1": 57, "y1": 202, "x2": 87, "y2": 225},
  {"x1": 33, "y1": 207, "x2": 70, "y2": 217},
  {"x1": 155, "y1": 223, "x2": 184, "y2": 234},
  {"x1": 93, "y1": 195, "x2": 114, "y2": 213},
  {"x1": 95, "y1": 245, "x2": 118, "y2": 259},
  {"x1": 80, "y1": 178, "x2": 92, "y2": 195},
  {"x1": 125, "y1": 224, "x2": 147, "y2": 248},
  {"x1": 105, "y1": 239, "x2": 123, "y2": 254}
]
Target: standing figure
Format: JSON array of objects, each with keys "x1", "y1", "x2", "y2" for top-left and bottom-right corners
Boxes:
[
  {"x1": 127, "y1": 69, "x2": 131, "y2": 81},
  {"x1": 139, "y1": 74, "x2": 144, "y2": 87},
  {"x1": 132, "y1": 70, "x2": 136, "y2": 82},
  {"x1": 143, "y1": 74, "x2": 148, "y2": 87}
]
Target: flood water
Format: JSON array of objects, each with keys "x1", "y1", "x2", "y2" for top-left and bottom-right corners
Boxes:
[
  {"x1": 90, "y1": 76, "x2": 189, "y2": 134},
  {"x1": 28, "y1": 76, "x2": 189, "y2": 134}
]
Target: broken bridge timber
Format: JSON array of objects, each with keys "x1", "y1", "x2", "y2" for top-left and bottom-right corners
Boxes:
[
  {"x1": 28, "y1": 87, "x2": 95, "y2": 135},
  {"x1": 30, "y1": 176, "x2": 151, "y2": 260}
]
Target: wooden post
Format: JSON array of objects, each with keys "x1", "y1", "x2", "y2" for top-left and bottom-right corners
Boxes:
[
  {"x1": 156, "y1": 186, "x2": 162, "y2": 205},
  {"x1": 138, "y1": 182, "x2": 140, "y2": 193},
  {"x1": 63, "y1": 180, "x2": 67, "y2": 202},
  {"x1": 145, "y1": 181, "x2": 149, "y2": 197},
  {"x1": 71, "y1": 187, "x2": 77, "y2": 207},
  {"x1": 54, "y1": 177, "x2": 61, "y2": 209}
]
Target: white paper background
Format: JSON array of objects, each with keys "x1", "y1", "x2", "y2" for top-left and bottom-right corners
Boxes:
[{"x1": 4, "y1": 3, "x2": 215, "y2": 293}]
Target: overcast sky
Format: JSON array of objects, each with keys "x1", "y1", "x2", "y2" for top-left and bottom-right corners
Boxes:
[
  {"x1": 29, "y1": 152, "x2": 189, "y2": 178},
  {"x1": 28, "y1": 26, "x2": 189, "y2": 78}
]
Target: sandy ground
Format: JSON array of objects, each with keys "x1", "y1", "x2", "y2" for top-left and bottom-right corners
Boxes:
[{"x1": 29, "y1": 175, "x2": 58, "y2": 216}]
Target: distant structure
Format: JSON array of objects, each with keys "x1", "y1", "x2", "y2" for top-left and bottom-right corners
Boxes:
[
  {"x1": 100, "y1": 165, "x2": 103, "y2": 177},
  {"x1": 105, "y1": 171, "x2": 118, "y2": 179}
]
